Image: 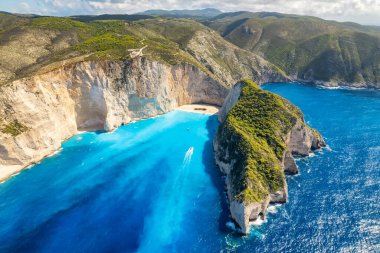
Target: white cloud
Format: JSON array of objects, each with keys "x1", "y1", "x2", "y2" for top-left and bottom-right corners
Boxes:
[
  {"x1": 8, "y1": 0, "x2": 380, "y2": 25},
  {"x1": 19, "y1": 2, "x2": 32, "y2": 12},
  {"x1": 29, "y1": 0, "x2": 96, "y2": 15}
]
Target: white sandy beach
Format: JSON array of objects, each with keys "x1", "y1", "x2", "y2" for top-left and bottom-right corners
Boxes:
[{"x1": 176, "y1": 104, "x2": 219, "y2": 115}]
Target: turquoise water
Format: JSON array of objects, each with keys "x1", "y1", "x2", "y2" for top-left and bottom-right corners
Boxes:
[
  {"x1": 1, "y1": 83, "x2": 380, "y2": 252},
  {"x1": 0, "y1": 111, "x2": 228, "y2": 252}
]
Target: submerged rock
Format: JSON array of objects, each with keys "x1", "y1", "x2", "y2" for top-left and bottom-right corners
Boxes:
[{"x1": 214, "y1": 80, "x2": 325, "y2": 234}]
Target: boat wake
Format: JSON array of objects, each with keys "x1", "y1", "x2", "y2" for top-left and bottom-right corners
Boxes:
[
  {"x1": 137, "y1": 147, "x2": 196, "y2": 252},
  {"x1": 183, "y1": 147, "x2": 194, "y2": 168}
]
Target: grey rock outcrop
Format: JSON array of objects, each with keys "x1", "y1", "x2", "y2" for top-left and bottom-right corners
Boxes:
[{"x1": 283, "y1": 151, "x2": 298, "y2": 174}]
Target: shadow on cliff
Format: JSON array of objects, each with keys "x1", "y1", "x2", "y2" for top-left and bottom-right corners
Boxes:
[{"x1": 202, "y1": 115, "x2": 230, "y2": 233}]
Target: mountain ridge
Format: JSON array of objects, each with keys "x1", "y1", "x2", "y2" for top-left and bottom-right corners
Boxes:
[
  {"x1": 1, "y1": 10, "x2": 379, "y2": 88},
  {"x1": 206, "y1": 11, "x2": 380, "y2": 87},
  {"x1": 0, "y1": 12, "x2": 284, "y2": 87},
  {"x1": 136, "y1": 8, "x2": 223, "y2": 19}
]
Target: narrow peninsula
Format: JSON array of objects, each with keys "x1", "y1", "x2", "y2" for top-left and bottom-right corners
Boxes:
[{"x1": 214, "y1": 80, "x2": 325, "y2": 234}]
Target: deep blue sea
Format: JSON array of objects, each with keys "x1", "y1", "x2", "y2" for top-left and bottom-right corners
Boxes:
[{"x1": 0, "y1": 83, "x2": 379, "y2": 253}]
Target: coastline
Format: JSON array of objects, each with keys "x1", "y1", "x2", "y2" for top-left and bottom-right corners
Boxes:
[
  {"x1": 0, "y1": 145, "x2": 67, "y2": 184},
  {"x1": 0, "y1": 104, "x2": 220, "y2": 184}
]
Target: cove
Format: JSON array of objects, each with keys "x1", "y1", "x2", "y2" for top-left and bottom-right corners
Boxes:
[
  {"x1": 0, "y1": 111, "x2": 228, "y2": 252},
  {"x1": 0, "y1": 83, "x2": 379, "y2": 252}
]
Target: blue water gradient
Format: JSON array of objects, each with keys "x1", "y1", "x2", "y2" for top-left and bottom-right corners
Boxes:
[
  {"x1": 0, "y1": 111, "x2": 229, "y2": 253},
  {"x1": 0, "y1": 83, "x2": 379, "y2": 252}
]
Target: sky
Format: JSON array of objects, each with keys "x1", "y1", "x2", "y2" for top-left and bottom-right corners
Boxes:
[{"x1": 0, "y1": 0, "x2": 379, "y2": 26}]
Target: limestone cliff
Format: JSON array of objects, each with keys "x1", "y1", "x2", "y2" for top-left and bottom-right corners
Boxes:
[
  {"x1": 214, "y1": 80, "x2": 325, "y2": 234},
  {"x1": 0, "y1": 57, "x2": 228, "y2": 181}
]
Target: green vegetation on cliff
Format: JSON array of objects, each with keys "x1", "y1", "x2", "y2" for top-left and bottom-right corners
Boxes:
[
  {"x1": 27, "y1": 18, "x2": 200, "y2": 65},
  {"x1": 216, "y1": 80, "x2": 317, "y2": 204},
  {"x1": 1, "y1": 119, "x2": 29, "y2": 136}
]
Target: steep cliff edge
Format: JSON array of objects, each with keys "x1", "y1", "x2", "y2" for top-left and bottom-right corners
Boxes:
[
  {"x1": 0, "y1": 57, "x2": 228, "y2": 181},
  {"x1": 214, "y1": 80, "x2": 325, "y2": 234}
]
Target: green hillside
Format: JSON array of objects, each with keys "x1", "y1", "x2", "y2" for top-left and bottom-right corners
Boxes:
[
  {"x1": 1, "y1": 11, "x2": 378, "y2": 87},
  {"x1": 0, "y1": 13, "x2": 283, "y2": 86},
  {"x1": 207, "y1": 12, "x2": 380, "y2": 86},
  {"x1": 215, "y1": 80, "x2": 323, "y2": 204}
]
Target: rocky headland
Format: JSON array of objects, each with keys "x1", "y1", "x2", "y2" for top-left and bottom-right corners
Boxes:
[{"x1": 214, "y1": 80, "x2": 325, "y2": 234}]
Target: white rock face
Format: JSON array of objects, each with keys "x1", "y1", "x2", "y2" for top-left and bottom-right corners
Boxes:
[
  {"x1": 282, "y1": 150, "x2": 298, "y2": 174},
  {"x1": 214, "y1": 81, "x2": 324, "y2": 234},
  {"x1": 0, "y1": 58, "x2": 228, "y2": 181},
  {"x1": 286, "y1": 120, "x2": 323, "y2": 156},
  {"x1": 229, "y1": 200, "x2": 269, "y2": 234},
  {"x1": 218, "y1": 81, "x2": 244, "y2": 123}
]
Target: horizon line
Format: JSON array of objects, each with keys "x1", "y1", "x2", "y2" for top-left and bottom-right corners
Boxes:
[{"x1": 1, "y1": 8, "x2": 379, "y2": 27}]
